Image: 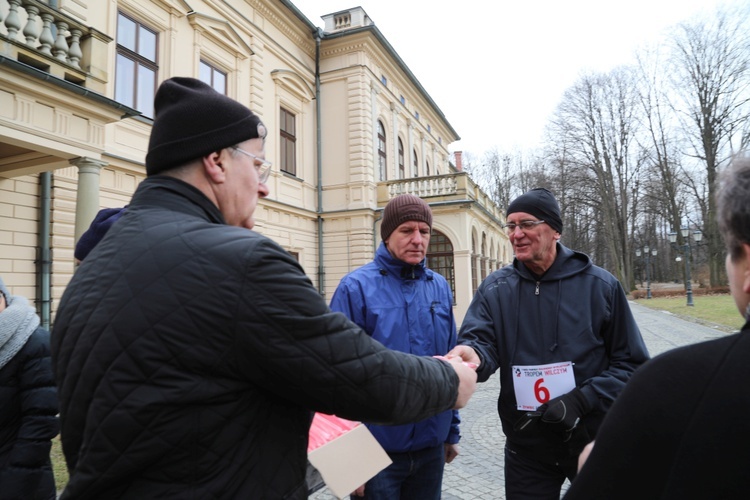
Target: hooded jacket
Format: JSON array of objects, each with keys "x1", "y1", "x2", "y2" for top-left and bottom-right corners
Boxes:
[
  {"x1": 51, "y1": 176, "x2": 460, "y2": 499},
  {"x1": 459, "y1": 242, "x2": 649, "y2": 461},
  {"x1": 330, "y1": 242, "x2": 460, "y2": 453}
]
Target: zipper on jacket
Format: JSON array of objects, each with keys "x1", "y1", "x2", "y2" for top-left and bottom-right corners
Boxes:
[{"x1": 535, "y1": 281, "x2": 540, "y2": 295}]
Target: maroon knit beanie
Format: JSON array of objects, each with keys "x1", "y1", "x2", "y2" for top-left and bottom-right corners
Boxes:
[
  {"x1": 146, "y1": 77, "x2": 266, "y2": 175},
  {"x1": 381, "y1": 194, "x2": 433, "y2": 241}
]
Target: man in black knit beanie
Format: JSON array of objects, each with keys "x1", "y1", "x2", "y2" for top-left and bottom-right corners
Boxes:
[
  {"x1": 450, "y1": 187, "x2": 649, "y2": 500},
  {"x1": 52, "y1": 77, "x2": 476, "y2": 499}
]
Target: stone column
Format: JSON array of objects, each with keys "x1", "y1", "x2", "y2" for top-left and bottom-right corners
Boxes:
[
  {"x1": 71, "y1": 157, "x2": 107, "y2": 243},
  {"x1": 453, "y1": 248, "x2": 474, "y2": 324}
]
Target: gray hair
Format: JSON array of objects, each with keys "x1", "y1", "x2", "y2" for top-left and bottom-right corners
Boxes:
[{"x1": 717, "y1": 155, "x2": 750, "y2": 260}]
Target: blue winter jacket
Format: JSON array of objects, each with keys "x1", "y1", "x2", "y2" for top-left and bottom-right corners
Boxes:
[{"x1": 330, "y1": 242, "x2": 460, "y2": 452}]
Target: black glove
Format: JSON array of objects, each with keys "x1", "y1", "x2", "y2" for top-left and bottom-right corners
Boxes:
[{"x1": 538, "y1": 387, "x2": 591, "y2": 434}]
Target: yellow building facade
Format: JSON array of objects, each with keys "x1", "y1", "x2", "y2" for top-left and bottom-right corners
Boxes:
[{"x1": 0, "y1": 0, "x2": 510, "y2": 326}]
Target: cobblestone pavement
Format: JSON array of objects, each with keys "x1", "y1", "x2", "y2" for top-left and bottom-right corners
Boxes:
[{"x1": 310, "y1": 301, "x2": 735, "y2": 499}]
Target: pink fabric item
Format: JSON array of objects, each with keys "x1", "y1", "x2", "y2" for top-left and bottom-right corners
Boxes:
[{"x1": 307, "y1": 413, "x2": 359, "y2": 452}]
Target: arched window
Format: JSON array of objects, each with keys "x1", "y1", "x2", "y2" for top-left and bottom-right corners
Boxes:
[
  {"x1": 378, "y1": 121, "x2": 387, "y2": 181},
  {"x1": 398, "y1": 138, "x2": 405, "y2": 179},
  {"x1": 413, "y1": 148, "x2": 419, "y2": 177},
  {"x1": 425, "y1": 159, "x2": 430, "y2": 176},
  {"x1": 428, "y1": 230, "x2": 456, "y2": 304}
]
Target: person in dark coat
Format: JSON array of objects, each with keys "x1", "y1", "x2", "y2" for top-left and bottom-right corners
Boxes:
[
  {"x1": 449, "y1": 188, "x2": 650, "y2": 500},
  {"x1": 0, "y1": 277, "x2": 59, "y2": 500},
  {"x1": 73, "y1": 206, "x2": 126, "y2": 263},
  {"x1": 51, "y1": 77, "x2": 477, "y2": 499},
  {"x1": 564, "y1": 155, "x2": 750, "y2": 499}
]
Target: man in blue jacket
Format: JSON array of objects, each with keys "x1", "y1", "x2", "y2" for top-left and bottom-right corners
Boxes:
[
  {"x1": 331, "y1": 193, "x2": 459, "y2": 500},
  {"x1": 449, "y1": 188, "x2": 649, "y2": 500}
]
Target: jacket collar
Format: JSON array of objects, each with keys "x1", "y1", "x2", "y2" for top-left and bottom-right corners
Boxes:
[
  {"x1": 374, "y1": 242, "x2": 427, "y2": 280},
  {"x1": 513, "y1": 242, "x2": 591, "y2": 281},
  {"x1": 130, "y1": 175, "x2": 226, "y2": 225}
]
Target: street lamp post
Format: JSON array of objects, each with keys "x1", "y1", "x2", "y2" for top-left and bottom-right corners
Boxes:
[
  {"x1": 635, "y1": 245, "x2": 658, "y2": 299},
  {"x1": 668, "y1": 228, "x2": 703, "y2": 307}
]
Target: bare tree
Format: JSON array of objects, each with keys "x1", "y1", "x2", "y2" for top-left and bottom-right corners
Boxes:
[
  {"x1": 634, "y1": 47, "x2": 691, "y2": 284},
  {"x1": 668, "y1": 5, "x2": 750, "y2": 285},
  {"x1": 542, "y1": 132, "x2": 596, "y2": 257},
  {"x1": 547, "y1": 67, "x2": 643, "y2": 286}
]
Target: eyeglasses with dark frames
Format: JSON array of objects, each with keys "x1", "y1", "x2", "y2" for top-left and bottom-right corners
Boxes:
[
  {"x1": 503, "y1": 220, "x2": 547, "y2": 233},
  {"x1": 232, "y1": 147, "x2": 272, "y2": 184}
]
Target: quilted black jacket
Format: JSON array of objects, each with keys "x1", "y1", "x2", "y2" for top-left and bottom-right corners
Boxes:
[
  {"x1": 0, "y1": 327, "x2": 58, "y2": 500},
  {"x1": 52, "y1": 176, "x2": 459, "y2": 499}
]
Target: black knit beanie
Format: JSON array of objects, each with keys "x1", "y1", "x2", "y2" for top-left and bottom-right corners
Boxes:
[
  {"x1": 145, "y1": 77, "x2": 265, "y2": 175},
  {"x1": 506, "y1": 188, "x2": 563, "y2": 233},
  {"x1": 381, "y1": 194, "x2": 433, "y2": 241}
]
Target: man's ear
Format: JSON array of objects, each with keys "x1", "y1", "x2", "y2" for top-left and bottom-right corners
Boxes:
[
  {"x1": 202, "y1": 150, "x2": 227, "y2": 183},
  {"x1": 742, "y1": 243, "x2": 750, "y2": 294}
]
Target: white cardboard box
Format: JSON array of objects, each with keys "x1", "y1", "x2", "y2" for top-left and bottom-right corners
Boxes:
[{"x1": 308, "y1": 423, "x2": 392, "y2": 499}]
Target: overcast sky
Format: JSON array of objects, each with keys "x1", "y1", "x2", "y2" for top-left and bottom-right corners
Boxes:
[{"x1": 298, "y1": 0, "x2": 743, "y2": 156}]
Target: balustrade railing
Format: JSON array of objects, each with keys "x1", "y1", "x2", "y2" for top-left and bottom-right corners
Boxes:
[
  {"x1": 0, "y1": 0, "x2": 90, "y2": 70},
  {"x1": 386, "y1": 175, "x2": 458, "y2": 198},
  {"x1": 382, "y1": 172, "x2": 504, "y2": 221}
]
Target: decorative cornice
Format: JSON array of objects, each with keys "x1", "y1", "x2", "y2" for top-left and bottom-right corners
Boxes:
[{"x1": 249, "y1": 0, "x2": 316, "y2": 57}]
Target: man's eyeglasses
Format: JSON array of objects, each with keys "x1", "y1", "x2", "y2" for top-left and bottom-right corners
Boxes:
[
  {"x1": 503, "y1": 220, "x2": 547, "y2": 233},
  {"x1": 232, "y1": 147, "x2": 272, "y2": 184}
]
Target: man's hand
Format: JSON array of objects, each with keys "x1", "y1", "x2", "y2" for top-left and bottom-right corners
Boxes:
[
  {"x1": 446, "y1": 345, "x2": 481, "y2": 367},
  {"x1": 578, "y1": 440, "x2": 595, "y2": 472},
  {"x1": 538, "y1": 387, "x2": 591, "y2": 434},
  {"x1": 444, "y1": 443, "x2": 459, "y2": 464},
  {"x1": 446, "y1": 356, "x2": 477, "y2": 409}
]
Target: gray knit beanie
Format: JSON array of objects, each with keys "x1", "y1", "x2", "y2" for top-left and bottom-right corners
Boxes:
[
  {"x1": 0, "y1": 276, "x2": 8, "y2": 305},
  {"x1": 381, "y1": 194, "x2": 433, "y2": 241}
]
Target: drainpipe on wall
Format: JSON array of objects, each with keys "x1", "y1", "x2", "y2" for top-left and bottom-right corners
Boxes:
[
  {"x1": 315, "y1": 27, "x2": 325, "y2": 296},
  {"x1": 38, "y1": 171, "x2": 52, "y2": 329}
]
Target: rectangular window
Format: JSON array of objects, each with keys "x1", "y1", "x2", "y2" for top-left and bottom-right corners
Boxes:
[
  {"x1": 280, "y1": 107, "x2": 297, "y2": 176},
  {"x1": 115, "y1": 12, "x2": 158, "y2": 118},
  {"x1": 199, "y1": 60, "x2": 227, "y2": 94}
]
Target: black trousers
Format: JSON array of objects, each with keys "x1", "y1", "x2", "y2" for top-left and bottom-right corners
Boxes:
[{"x1": 504, "y1": 445, "x2": 578, "y2": 500}]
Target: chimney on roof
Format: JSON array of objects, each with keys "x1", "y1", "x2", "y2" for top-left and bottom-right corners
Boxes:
[
  {"x1": 454, "y1": 151, "x2": 463, "y2": 171},
  {"x1": 322, "y1": 7, "x2": 373, "y2": 32}
]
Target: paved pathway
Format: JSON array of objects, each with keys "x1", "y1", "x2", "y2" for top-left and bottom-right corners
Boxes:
[{"x1": 310, "y1": 302, "x2": 735, "y2": 499}]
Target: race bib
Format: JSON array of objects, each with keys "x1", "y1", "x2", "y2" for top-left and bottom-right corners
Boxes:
[{"x1": 511, "y1": 361, "x2": 576, "y2": 411}]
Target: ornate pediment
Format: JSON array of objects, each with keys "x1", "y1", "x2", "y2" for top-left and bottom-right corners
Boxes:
[{"x1": 188, "y1": 11, "x2": 253, "y2": 58}]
